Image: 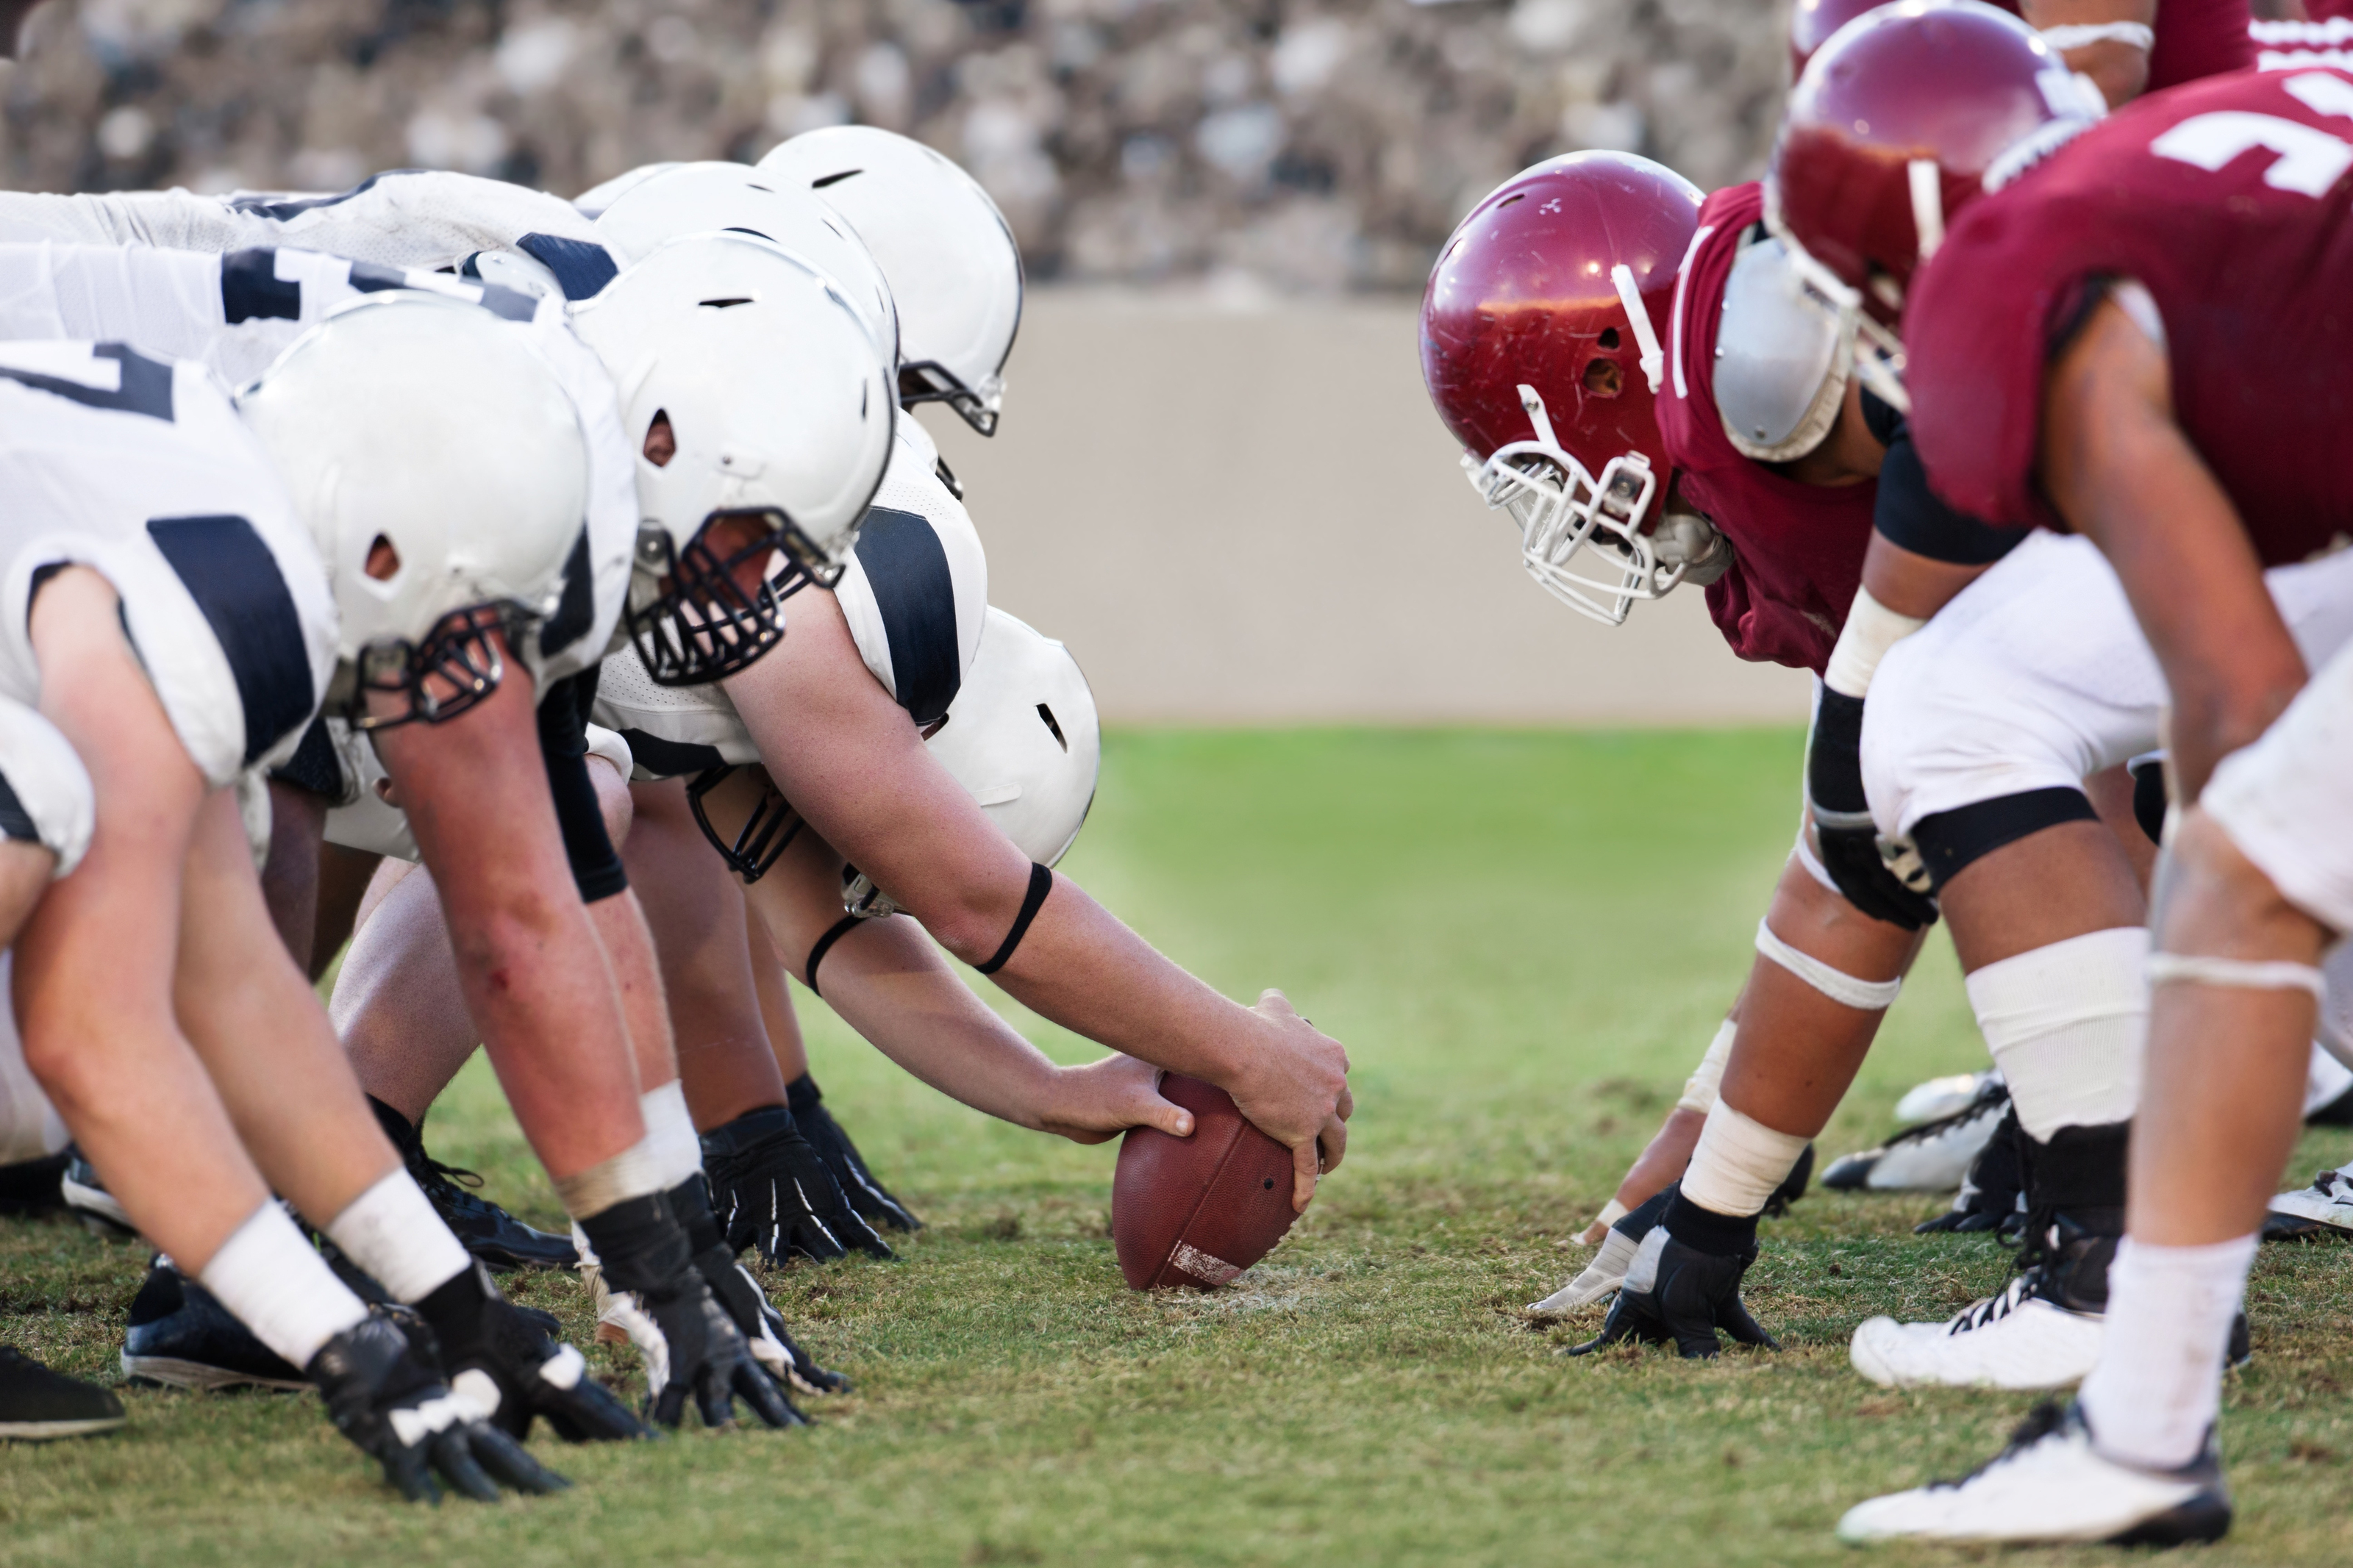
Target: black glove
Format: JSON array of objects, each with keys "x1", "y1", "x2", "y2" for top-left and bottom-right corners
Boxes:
[
  {"x1": 670, "y1": 1176, "x2": 851, "y2": 1396},
  {"x1": 1807, "y1": 688, "x2": 1938, "y2": 931},
  {"x1": 1915, "y1": 1100, "x2": 2027, "y2": 1235},
  {"x1": 413, "y1": 1261, "x2": 648, "y2": 1442},
  {"x1": 1565, "y1": 1227, "x2": 1779, "y2": 1360},
  {"x1": 701, "y1": 1106, "x2": 893, "y2": 1264},
  {"x1": 307, "y1": 1315, "x2": 571, "y2": 1503},
  {"x1": 579, "y1": 1192, "x2": 804, "y2": 1430},
  {"x1": 789, "y1": 1075, "x2": 922, "y2": 1231}
]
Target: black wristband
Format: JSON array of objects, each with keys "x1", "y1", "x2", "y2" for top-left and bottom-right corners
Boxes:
[
  {"x1": 976, "y1": 862, "x2": 1053, "y2": 976},
  {"x1": 804, "y1": 914, "x2": 863, "y2": 998},
  {"x1": 576, "y1": 1191, "x2": 692, "y2": 1297},
  {"x1": 665, "y1": 1175, "x2": 729, "y2": 1258},
  {"x1": 1663, "y1": 1189, "x2": 1760, "y2": 1258}
]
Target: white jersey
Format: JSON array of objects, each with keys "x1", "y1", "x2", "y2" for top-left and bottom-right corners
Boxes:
[
  {"x1": 0, "y1": 342, "x2": 335, "y2": 789},
  {"x1": 0, "y1": 171, "x2": 618, "y2": 296},
  {"x1": 0, "y1": 242, "x2": 635, "y2": 690},
  {"x1": 594, "y1": 420, "x2": 990, "y2": 776}
]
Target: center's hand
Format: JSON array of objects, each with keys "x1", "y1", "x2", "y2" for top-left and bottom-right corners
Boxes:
[
  {"x1": 1224, "y1": 989, "x2": 1352, "y2": 1214},
  {"x1": 1038, "y1": 1052, "x2": 1193, "y2": 1145}
]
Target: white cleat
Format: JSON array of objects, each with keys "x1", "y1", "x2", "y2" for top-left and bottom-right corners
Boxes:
[
  {"x1": 1850, "y1": 1289, "x2": 2104, "y2": 1390},
  {"x1": 1837, "y1": 1402, "x2": 2230, "y2": 1546},
  {"x1": 1528, "y1": 1226, "x2": 1637, "y2": 1316},
  {"x1": 2263, "y1": 1166, "x2": 2353, "y2": 1241},
  {"x1": 1822, "y1": 1078, "x2": 2007, "y2": 1194},
  {"x1": 1893, "y1": 1069, "x2": 2002, "y2": 1127}
]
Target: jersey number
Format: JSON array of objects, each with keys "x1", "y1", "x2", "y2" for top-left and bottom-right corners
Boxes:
[{"x1": 2151, "y1": 74, "x2": 2353, "y2": 197}]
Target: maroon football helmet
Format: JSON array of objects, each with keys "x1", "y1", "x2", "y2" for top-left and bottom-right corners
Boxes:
[
  {"x1": 1420, "y1": 151, "x2": 1716, "y2": 625},
  {"x1": 1789, "y1": 0, "x2": 1892, "y2": 79},
  {"x1": 1768, "y1": 0, "x2": 2103, "y2": 407}
]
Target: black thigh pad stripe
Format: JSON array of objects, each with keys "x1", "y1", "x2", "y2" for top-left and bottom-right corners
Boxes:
[
  {"x1": 851, "y1": 507, "x2": 960, "y2": 727},
  {"x1": 0, "y1": 768, "x2": 37, "y2": 844},
  {"x1": 0, "y1": 343, "x2": 176, "y2": 422},
  {"x1": 267, "y1": 714, "x2": 343, "y2": 800},
  {"x1": 220, "y1": 250, "x2": 302, "y2": 324},
  {"x1": 615, "y1": 728, "x2": 726, "y2": 781},
  {"x1": 2129, "y1": 759, "x2": 2167, "y2": 846},
  {"x1": 1910, "y1": 787, "x2": 2099, "y2": 891},
  {"x1": 514, "y1": 234, "x2": 620, "y2": 301},
  {"x1": 145, "y1": 514, "x2": 316, "y2": 766}
]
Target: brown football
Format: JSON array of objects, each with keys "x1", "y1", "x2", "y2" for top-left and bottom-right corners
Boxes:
[{"x1": 1113, "y1": 1074, "x2": 1299, "y2": 1290}]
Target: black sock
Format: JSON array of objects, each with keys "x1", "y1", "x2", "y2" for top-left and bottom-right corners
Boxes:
[{"x1": 1663, "y1": 1188, "x2": 1760, "y2": 1257}]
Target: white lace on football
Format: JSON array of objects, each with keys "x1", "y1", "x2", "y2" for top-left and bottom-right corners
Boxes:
[{"x1": 1463, "y1": 383, "x2": 1685, "y2": 626}]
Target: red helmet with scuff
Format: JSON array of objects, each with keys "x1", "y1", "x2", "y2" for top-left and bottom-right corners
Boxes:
[
  {"x1": 1419, "y1": 152, "x2": 1710, "y2": 624},
  {"x1": 1789, "y1": 0, "x2": 1893, "y2": 79}
]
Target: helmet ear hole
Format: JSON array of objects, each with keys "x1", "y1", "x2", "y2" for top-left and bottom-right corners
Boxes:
[
  {"x1": 643, "y1": 410, "x2": 676, "y2": 468},
  {"x1": 1598, "y1": 326, "x2": 1621, "y2": 349},
  {"x1": 1036, "y1": 703, "x2": 1066, "y2": 752},
  {"x1": 1582, "y1": 359, "x2": 1624, "y2": 398},
  {"x1": 364, "y1": 534, "x2": 401, "y2": 582}
]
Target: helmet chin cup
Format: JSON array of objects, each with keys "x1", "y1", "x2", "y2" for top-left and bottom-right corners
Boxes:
[
  {"x1": 840, "y1": 867, "x2": 900, "y2": 919},
  {"x1": 344, "y1": 603, "x2": 515, "y2": 731},
  {"x1": 1468, "y1": 404, "x2": 1681, "y2": 626},
  {"x1": 1768, "y1": 215, "x2": 1913, "y2": 418},
  {"x1": 685, "y1": 765, "x2": 803, "y2": 882},
  {"x1": 897, "y1": 359, "x2": 1001, "y2": 437},
  {"x1": 626, "y1": 511, "x2": 818, "y2": 687}
]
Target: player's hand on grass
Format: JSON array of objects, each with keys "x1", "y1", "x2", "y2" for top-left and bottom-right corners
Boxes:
[
  {"x1": 1565, "y1": 1225, "x2": 1779, "y2": 1361},
  {"x1": 1226, "y1": 989, "x2": 1352, "y2": 1214},
  {"x1": 1037, "y1": 1053, "x2": 1196, "y2": 1145},
  {"x1": 701, "y1": 1106, "x2": 893, "y2": 1264},
  {"x1": 665, "y1": 1173, "x2": 848, "y2": 1397},
  {"x1": 419, "y1": 1261, "x2": 647, "y2": 1444},
  {"x1": 308, "y1": 1316, "x2": 571, "y2": 1503},
  {"x1": 1805, "y1": 691, "x2": 1938, "y2": 930}
]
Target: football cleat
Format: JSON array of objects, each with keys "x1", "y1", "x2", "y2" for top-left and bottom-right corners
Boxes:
[
  {"x1": 368, "y1": 1099, "x2": 576, "y2": 1272},
  {"x1": 1824, "y1": 1078, "x2": 2008, "y2": 1193},
  {"x1": 0, "y1": 1151, "x2": 67, "y2": 1217},
  {"x1": 60, "y1": 1146, "x2": 135, "y2": 1239},
  {"x1": 1893, "y1": 1069, "x2": 2002, "y2": 1128},
  {"x1": 0, "y1": 1345, "x2": 126, "y2": 1440},
  {"x1": 789, "y1": 1075, "x2": 921, "y2": 1231},
  {"x1": 1836, "y1": 1400, "x2": 2231, "y2": 1546},
  {"x1": 1912, "y1": 1103, "x2": 2026, "y2": 1235},
  {"x1": 121, "y1": 1259, "x2": 307, "y2": 1392},
  {"x1": 2263, "y1": 1167, "x2": 2353, "y2": 1242},
  {"x1": 1563, "y1": 1222, "x2": 1779, "y2": 1361}
]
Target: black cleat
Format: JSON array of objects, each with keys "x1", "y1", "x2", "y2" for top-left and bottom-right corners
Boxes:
[
  {"x1": 788, "y1": 1074, "x2": 921, "y2": 1231},
  {"x1": 1914, "y1": 1102, "x2": 2027, "y2": 1234},
  {"x1": 60, "y1": 1146, "x2": 136, "y2": 1239},
  {"x1": 0, "y1": 1151, "x2": 68, "y2": 1217},
  {"x1": 0, "y1": 1345, "x2": 126, "y2": 1440},
  {"x1": 368, "y1": 1098, "x2": 576, "y2": 1272},
  {"x1": 121, "y1": 1259, "x2": 307, "y2": 1391}
]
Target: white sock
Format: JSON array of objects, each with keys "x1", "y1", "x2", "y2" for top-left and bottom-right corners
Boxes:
[
  {"x1": 2304, "y1": 1040, "x2": 2353, "y2": 1117},
  {"x1": 1675, "y1": 1019, "x2": 1738, "y2": 1115},
  {"x1": 1680, "y1": 1101, "x2": 1810, "y2": 1218},
  {"x1": 640, "y1": 1080, "x2": 703, "y2": 1191},
  {"x1": 1967, "y1": 926, "x2": 2148, "y2": 1142},
  {"x1": 2078, "y1": 1234, "x2": 2257, "y2": 1471},
  {"x1": 199, "y1": 1203, "x2": 371, "y2": 1371},
  {"x1": 324, "y1": 1170, "x2": 471, "y2": 1303}
]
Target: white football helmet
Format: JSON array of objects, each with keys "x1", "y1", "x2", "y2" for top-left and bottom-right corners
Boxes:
[
  {"x1": 238, "y1": 293, "x2": 588, "y2": 729},
  {"x1": 573, "y1": 161, "x2": 683, "y2": 220},
  {"x1": 758, "y1": 127, "x2": 1023, "y2": 436},
  {"x1": 569, "y1": 232, "x2": 895, "y2": 685},
  {"x1": 844, "y1": 608, "x2": 1099, "y2": 917},
  {"x1": 589, "y1": 161, "x2": 898, "y2": 366}
]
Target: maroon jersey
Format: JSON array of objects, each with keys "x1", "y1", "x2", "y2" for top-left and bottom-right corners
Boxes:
[
  {"x1": 1657, "y1": 182, "x2": 1875, "y2": 673},
  {"x1": 1983, "y1": 0, "x2": 2253, "y2": 88},
  {"x1": 1907, "y1": 67, "x2": 2353, "y2": 567}
]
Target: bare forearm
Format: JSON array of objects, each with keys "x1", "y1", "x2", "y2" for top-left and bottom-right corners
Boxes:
[{"x1": 588, "y1": 888, "x2": 680, "y2": 1092}]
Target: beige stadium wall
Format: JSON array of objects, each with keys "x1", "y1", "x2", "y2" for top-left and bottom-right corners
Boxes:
[{"x1": 920, "y1": 290, "x2": 1814, "y2": 728}]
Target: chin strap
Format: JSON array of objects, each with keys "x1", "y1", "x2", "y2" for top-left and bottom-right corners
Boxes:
[{"x1": 1609, "y1": 264, "x2": 1666, "y2": 394}]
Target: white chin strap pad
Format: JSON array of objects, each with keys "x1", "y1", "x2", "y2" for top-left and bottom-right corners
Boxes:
[{"x1": 1756, "y1": 918, "x2": 1903, "y2": 1012}]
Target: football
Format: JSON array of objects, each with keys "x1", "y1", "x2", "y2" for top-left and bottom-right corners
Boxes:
[{"x1": 1112, "y1": 1074, "x2": 1300, "y2": 1290}]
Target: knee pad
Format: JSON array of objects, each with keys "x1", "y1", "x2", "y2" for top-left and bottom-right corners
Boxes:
[
  {"x1": 0, "y1": 696, "x2": 92, "y2": 876},
  {"x1": 1968, "y1": 927, "x2": 2147, "y2": 1141}
]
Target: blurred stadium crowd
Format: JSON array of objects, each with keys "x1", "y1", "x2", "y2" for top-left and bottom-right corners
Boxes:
[{"x1": 0, "y1": 0, "x2": 1789, "y2": 292}]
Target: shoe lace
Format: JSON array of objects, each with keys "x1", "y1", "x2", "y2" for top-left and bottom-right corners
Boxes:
[
  {"x1": 1943, "y1": 1267, "x2": 2050, "y2": 1332},
  {"x1": 415, "y1": 1150, "x2": 487, "y2": 1197},
  {"x1": 2310, "y1": 1167, "x2": 2353, "y2": 1201}
]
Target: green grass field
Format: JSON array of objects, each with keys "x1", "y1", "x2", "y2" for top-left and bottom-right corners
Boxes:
[{"x1": 7, "y1": 728, "x2": 2353, "y2": 1566}]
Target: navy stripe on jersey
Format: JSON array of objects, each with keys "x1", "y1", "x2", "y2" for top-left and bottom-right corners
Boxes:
[
  {"x1": 268, "y1": 714, "x2": 343, "y2": 800},
  {"x1": 228, "y1": 171, "x2": 422, "y2": 222},
  {"x1": 146, "y1": 515, "x2": 315, "y2": 766},
  {"x1": 0, "y1": 768, "x2": 35, "y2": 845},
  {"x1": 538, "y1": 526, "x2": 596, "y2": 662},
  {"x1": 852, "y1": 506, "x2": 960, "y2": 726},
  {"x1": 221, "y1": 250, "x2": 302, "y2": 323},
  {"x1": 617, "y1": 728, "x2": 727, "y2": 781},
  {"x1": 0, "y1": 343, "x2": 175, "y2": 421},
  {"x1": 515, "y1": 234, "x2": 619, "y2": 301}
]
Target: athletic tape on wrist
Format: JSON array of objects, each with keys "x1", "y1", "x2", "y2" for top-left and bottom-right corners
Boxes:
[
  {"x1": 1755, "y1": 918, "x2": 1903, "y2": 1011},
  {"x1": 804, "y1": 913, "x2": 864, "y2": 998},
  {"x1": 324, "y1": 1170, "x2": 472, "y2": 1303},
  {"x1": 2039, "y1": 21, "x2": 2154, "y2": 51},
  {"x1": 2147, "y1": 953, "x2": 2327, "y2": 1000},
  {"x1": 1821, "y1": 586, "x2": 1927, "y2": 700},
  {"x1": 1591, "y1": 1198, "x2": 1629, "y2": 1230},
  {"x1": 199, "y1": 1202, "x2": 371, "y2": 1370},
  {"x1": 639, "y1": 1080, "x2": 703, "y2": 1191},
  {"x1": 553, "y1": 1136, "x2": 665, "y2": 1222},
  {"x1": 1676, "y1": 1018, "x2": 1738, "y2": 1114},
  {"x1": 976, "y1": 862, "x2": 1053, "y2": 977}
]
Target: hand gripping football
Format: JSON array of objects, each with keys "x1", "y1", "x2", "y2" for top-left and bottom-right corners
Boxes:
[{"x1": 1113, "y1": 1075, "x2": 1299, "y2": 1290}]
